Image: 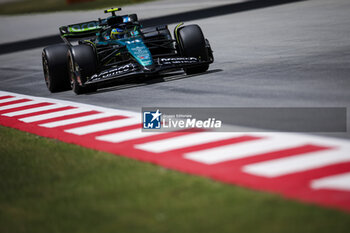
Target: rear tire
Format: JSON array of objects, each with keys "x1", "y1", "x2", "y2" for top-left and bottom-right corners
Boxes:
[
  {"x1": 177, "y1": 25, "x2": 209, "y2": 75},
  {"x1": 68, "y1": 44, "x2": 98, "y2": 95},
  {"x1": 42, "y1": 44, "x2": 71, "y2": 92}
]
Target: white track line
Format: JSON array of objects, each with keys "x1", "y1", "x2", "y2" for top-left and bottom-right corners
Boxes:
[
  {"x1": 311, "y1": 172, "x2": 350, "y2": 191},
  {"x1": 183, "y1": 134, "x2": 311, "y2": 165},
  {"x1": 135, "y1": 132, "x2": 243, "y2": 153},
  {"x1": 2, "y1": 90, "x2": 350, "y2": 193},
  {"x1": 2, "y1": 104, "x2": 65, "y2": 117},
  {"x1": 96, "y1": 128, "x2": 164, "y2": 143},
  {"x1": 0, "y1": 90, "x2": 139, "y2": 118},
  {"x1": 0, "y1": 97, "x2": 24, "y2": 104},
  {"x1": 0, "y1": 100, "x2": 42, "y2": 111},
  {"x1": 19, "y1": 108, "x2": 91, "y2": 123},
  {"x1": 243, "y1": 147, "x2": 350, "y2": 178},
  {"x1": 65, "y1": 117, "x2": 140, "y2": 135},
  {"x1": 40, "y1": 112, "x2": 116, "y2": 128}
]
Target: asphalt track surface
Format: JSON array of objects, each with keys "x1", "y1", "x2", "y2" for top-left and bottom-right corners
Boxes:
[{"x1": 0, "y1": 0, "x2": 349, "y2": 138}]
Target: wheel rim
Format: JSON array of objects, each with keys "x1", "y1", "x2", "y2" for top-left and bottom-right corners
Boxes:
[
  {"x1": 42, "y1": 54, "x2": 50, "y2": 88},
  {"x1": 68, "y1": 55, "x2": 76, "y2": 90}
]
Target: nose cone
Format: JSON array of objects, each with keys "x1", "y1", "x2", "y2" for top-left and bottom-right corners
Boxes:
[{"x1": 126, "y1": 39, "x2": 154, "y2": 67}]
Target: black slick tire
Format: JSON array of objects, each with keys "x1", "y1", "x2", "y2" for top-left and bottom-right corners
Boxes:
[
  {"x1": 177, "y1": 25, "x2": 209, "y2": 75},
  {"x1": 42, "y1": 44, "x2": 71, "y2": 92},
  {"x1": 68, "y1": 44, "x2": 98, "y2": 95}
]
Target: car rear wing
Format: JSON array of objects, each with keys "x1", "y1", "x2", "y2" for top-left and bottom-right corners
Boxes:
[
  {"x1": 59, "y1": 20, "x2": 102, "y2": 39},
  {"x1": 59, "y1": 14, "x2": 137, "y2": 39}
]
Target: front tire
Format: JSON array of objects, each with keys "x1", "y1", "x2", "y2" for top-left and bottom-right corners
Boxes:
[
  {"x1": 177, "y1": 25, "x2": 209, "y2": 75},
  {"x1": 42, "y1": 44, "x2": 71, "y2": 92},
  {"x1": 68, "y1": 44, "x2": 98, "y2": 95}
]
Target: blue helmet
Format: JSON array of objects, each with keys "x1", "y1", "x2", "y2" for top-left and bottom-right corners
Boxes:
[{"x1": 110, "y1": 28, "x2": 124, "y2": 39}]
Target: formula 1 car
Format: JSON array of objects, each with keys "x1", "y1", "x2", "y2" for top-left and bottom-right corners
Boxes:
[{"x1": 42, "y1": 8, "x2": 214, "y2": 94}]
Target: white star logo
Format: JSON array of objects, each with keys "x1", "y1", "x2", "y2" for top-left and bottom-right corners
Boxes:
[{"x1": 151, "y1": 109, "x2": 162, "y2": 122}]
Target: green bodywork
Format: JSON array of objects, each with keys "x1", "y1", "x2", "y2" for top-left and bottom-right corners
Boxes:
[
  {"x1": 60, "y1": 17, "x2": 154, "y2": 68},
  {"x1": 68, "y1": 21, "x2": 101, "y2": 33},
  {"x1": 60, "y1": 21, "x2": 102, "y2": 37},
  {"x1": 95, "y1": 28, "x2": 153, "y2": 67}
]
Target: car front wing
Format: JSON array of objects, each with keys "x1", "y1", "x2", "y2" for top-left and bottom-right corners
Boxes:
[{"x1": 84, "y1": 57, "x2": 212, "y2": 85}]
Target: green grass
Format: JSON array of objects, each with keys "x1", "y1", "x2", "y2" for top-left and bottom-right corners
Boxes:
[
  {"x1": 0, "y1": 125, "x2": 349, "y2": 233},
  {"x1": 0, "y1": 0, "x2": 154, "y2": 15}
]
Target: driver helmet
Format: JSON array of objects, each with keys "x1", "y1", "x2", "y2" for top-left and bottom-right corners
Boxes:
[{"x1": 110, "y1": 28, "x2": 124, "y2": 39}]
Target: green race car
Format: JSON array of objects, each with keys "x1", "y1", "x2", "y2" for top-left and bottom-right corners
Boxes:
[{"x1": 42, "y1": 8, "x2": 214, "y2": 94}]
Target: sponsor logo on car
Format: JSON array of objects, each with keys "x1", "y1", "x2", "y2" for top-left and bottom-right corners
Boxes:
[
  {"x1": 68, "y1": 21, "x2": 100, "y2": 33},
  {"x1": 90, "y1": 64, "x2": 135, "y2": 81},
  {"x1": 160, "y1": 57, "x2": 198, "y2": 65}
]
